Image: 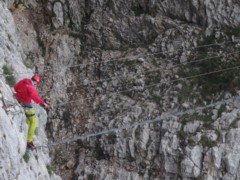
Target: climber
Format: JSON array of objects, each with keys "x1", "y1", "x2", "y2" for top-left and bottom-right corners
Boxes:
[{"x1": 14, "y1": 74, "x2": 49, "y2": 150}]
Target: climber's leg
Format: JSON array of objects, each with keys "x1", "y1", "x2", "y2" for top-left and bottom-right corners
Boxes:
[{"x1": 25, "y1": 107, "x2": 38, "y2": 149}]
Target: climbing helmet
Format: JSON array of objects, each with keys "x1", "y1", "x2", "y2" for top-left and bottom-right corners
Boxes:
[{"x1": 32, "y1": 74, "x2": 42, "y2": 85}]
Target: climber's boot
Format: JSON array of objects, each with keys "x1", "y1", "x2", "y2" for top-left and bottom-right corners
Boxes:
[{"x1": 27, "y1": 142, "x2": 36, "y2": 150}]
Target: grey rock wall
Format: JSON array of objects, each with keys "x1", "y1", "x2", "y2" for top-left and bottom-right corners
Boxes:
[
  {"x1": 0, "y1": 1, "x2": 61, "y2": 179},
  {"x1": 2, "y1": 0, "x2": 240, "y2": 179}
]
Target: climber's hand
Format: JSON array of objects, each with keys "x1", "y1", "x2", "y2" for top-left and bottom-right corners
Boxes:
[{"x1": 44, "y1": 103, "x2": 49, "y2": 108}]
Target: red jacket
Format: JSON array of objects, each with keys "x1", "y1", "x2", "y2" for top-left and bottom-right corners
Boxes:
[{"x1": 14, "y1": 78, "x2": 45, "y2": 105}]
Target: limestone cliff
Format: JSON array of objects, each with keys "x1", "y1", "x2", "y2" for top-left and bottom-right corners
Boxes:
[
  {"x1": 1, "y1": 0, "x2": 240, "y2": 180},
  {"x1": 0, "y1": 2, "x2": 60, "y2": 179}
]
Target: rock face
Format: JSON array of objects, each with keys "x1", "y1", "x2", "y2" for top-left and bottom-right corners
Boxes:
[
  {"x1": 0, "y1": 2, "x2": 60, "y2": 180},
  {"x1": 2, "y1": 0, "x2": 240, "y2": 180},
  {"x1": 0, "y1": 84, "x2": 60, "y2": 180}
]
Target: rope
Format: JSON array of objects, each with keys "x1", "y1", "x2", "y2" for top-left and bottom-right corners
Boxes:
[
  {"x1": 146, "y1": 40, "x2": 234, "y2": 56},
  {"x1": 56, "y1": 64, "x2": 240, "y2": 106},
  {"x1": 1, "y1": 50, "x2": 238, "y2": 108},
  {"x1": 39, "y1": 40, "x2": 234, "y2": 71},
  {"x1": 47, "y1": 54, "x2": 224, "y2": 91},
  {"x1": 0, "y1": 40, "x2": 237, "y2": 77},
  {"x1": 44, "y1": 51, "x2": 239, "y2": 95},
  {"x1": 64, "y1": 40, "x2": 236, "y2": 68},
  {"x1": 0, "y1": 40, "x2": 238, "y2": 148},
  {"x1": 39, "y1": 94, "x2": 239, "y2": 148},
  {"x1": 38, "y1": 50, "x2": 238, "y2": 98}
]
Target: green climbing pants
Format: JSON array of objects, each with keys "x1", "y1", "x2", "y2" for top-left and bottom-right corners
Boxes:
[{"x1": 25, "y1": 107, "x2": 38, "y2": 143}]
